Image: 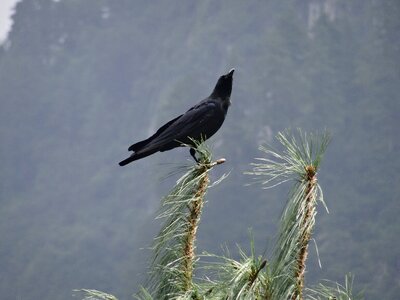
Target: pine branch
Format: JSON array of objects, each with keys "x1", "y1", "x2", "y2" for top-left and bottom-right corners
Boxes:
[
  {"x1": 247, "y1": 129, "x2": 330, "y2": 300},
  {"x1": 199, "y1": 237, "x2": 269, "y2": 299},
  {"x1": 292, "y1": 165, "x2": 318, "y2": 300},
  {"x1": 306, "y1": 273, "x2": 363, "y2": 300},
  {"x1": 143, "y1": 141, "x2": 226, "y2": 300}
]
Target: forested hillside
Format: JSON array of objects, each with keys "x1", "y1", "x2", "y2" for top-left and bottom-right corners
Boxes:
[{"x1": 0, "y1": 1, "x2": 399, "y2": 299}]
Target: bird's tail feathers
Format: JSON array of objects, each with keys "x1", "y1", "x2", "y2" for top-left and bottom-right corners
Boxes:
[
  {"x1": 118, "y1": 148, "x2": 158, "y2": 166},
  {"x1": 128, "y1": 114, "x2": 183, "y2": 152},
  {"x1": 128, "y1": 139, "x2": 150, "y2": 152},
  {"x1": 119, "y1": 155, "x2": 136, "y2": 166}
]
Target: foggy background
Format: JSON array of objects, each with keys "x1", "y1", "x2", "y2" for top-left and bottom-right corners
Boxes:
[
  {"x1": 0, "y1": 0, "x2": 19, "y2": 43},
  {"x1": 0, "y1": 0, "x2": 399, "y2": 299}
]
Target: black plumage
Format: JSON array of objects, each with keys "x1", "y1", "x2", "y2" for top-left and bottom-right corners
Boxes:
[{"x1": 119, "y1": 69, "x2": 234, "y2": 166}]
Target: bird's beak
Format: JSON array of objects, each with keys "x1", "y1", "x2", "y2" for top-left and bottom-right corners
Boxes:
[{"x1": 227, "y1": 68, "x2": 235, "y2": 77}]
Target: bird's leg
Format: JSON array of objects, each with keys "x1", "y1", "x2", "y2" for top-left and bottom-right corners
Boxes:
[{"x1": 190, "y1": 148, "x2": 200, "y2": 163}]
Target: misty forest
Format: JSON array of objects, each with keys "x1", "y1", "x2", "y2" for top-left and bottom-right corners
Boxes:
[{"x1": 0, "y1": 0, "x2": 399, "y2": 299}]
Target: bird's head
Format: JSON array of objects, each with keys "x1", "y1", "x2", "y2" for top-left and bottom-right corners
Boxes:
[{"x1": 211, "y1": 68, "x2": 234, "y2": 101}]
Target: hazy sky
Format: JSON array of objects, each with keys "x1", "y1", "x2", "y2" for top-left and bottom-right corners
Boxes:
[{"x1": 0, "y1": 0, "x2": 19, "y2": 43}]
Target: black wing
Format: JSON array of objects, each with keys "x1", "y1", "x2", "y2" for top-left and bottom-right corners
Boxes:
[
  {"x1": 139, "y1": 100, "x2": 223, "y2": 153},
  {"x1": 128, "y1": 114, "x2": 183, "y2": 151}
]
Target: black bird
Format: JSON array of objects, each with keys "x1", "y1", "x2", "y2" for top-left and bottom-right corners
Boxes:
[{"x1": 119, "y1": 68, "x2": 234, "y2": 166}]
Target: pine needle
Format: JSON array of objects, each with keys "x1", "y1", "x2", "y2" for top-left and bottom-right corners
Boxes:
[
  {"x1": 73, "y1": 289, "x2": 118, "y2": 300},
  {"x1": 247, "y1": 129, "x2": 330, "y2": 299},
  {"x1": 143, "y1": 140, "x2": 226, "y2": 300}
]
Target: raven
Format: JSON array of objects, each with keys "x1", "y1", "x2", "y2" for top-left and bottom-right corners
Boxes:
[{"x1": 119, "y1": 69, "x2": 234, "y2": 166}]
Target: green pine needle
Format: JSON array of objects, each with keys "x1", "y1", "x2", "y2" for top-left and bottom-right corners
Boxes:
[
  {"x1": 73, "y1": 289, "x2": 118, "y2": 300},
  {"x1": 199, "y1": 235, "x2": 269, "y2": 299},
  {"x1": 306, "y1": 273, "x2": 363, "y2": 300},
  {"x1": 247, "y1": 129, "x2": 331, "y2": 299},
  {"x1": 246, "y1": 128, "x2": 330, "y2": 188},
  {"x1": 143, "y1": 141, "x2": 225, "y2": 300}
]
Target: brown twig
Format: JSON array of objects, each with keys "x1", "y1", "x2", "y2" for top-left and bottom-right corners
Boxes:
[
  {"x1": 291, "y1": 165, "x2": 317, "y2": 300},
  {"x1": 182, "y1": 158, "x2": 225, "y2": 291},
  {"x1": 249, "y1": 260, "x2": 267, "y2": 287}
]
